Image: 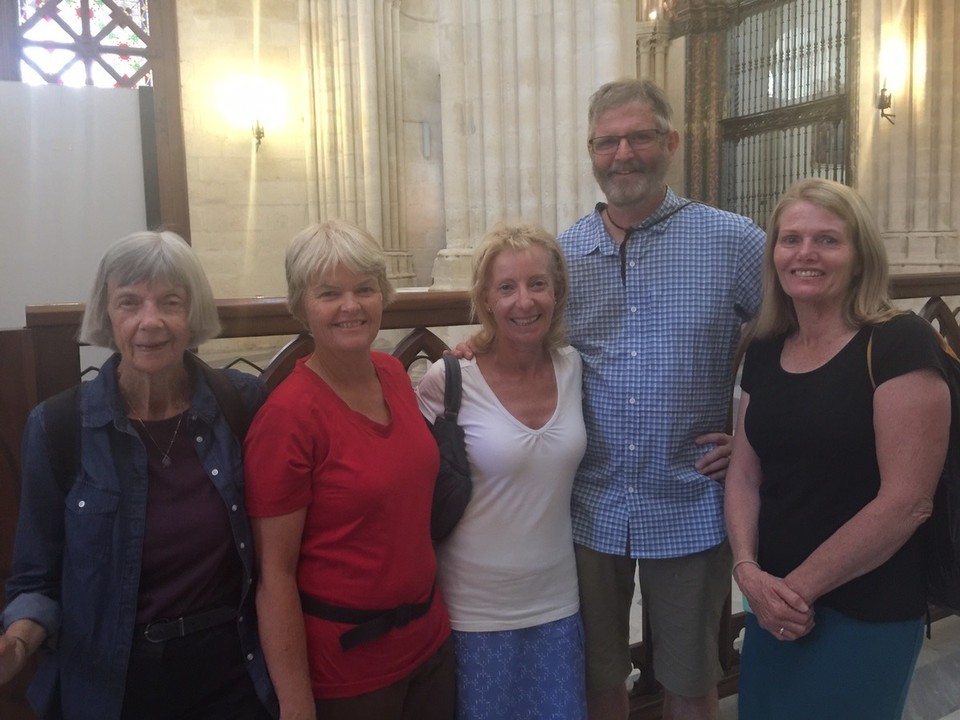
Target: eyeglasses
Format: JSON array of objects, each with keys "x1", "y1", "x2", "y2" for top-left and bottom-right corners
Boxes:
[{"x1": 588, "y1": 129, "x2": 668, "y2": 155}]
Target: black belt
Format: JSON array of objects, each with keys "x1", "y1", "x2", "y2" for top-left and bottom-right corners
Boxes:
[
  {"x1": 300, "y1": 585, "x2": 436, "y2": 652},
  {"x1": 136, "y1": 606, "x2": 237, "y2": 643}
]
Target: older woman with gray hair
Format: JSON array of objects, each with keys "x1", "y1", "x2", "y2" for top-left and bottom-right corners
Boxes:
[
  {"x1": 0, "y1": 231, "x2": 275, "y2": 719},
  {"x1": 244, "y1": 219, "x2": 453, "y2": 720}
]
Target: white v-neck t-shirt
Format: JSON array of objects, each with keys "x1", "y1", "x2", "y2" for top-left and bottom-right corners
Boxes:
[{"x1": 416, "y1": 345, "x2": 587, "y2": 631}]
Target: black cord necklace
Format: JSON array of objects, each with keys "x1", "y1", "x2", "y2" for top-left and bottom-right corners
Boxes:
[
  {"x1": 596, "y1": 200, "x2": 699, "y2": 287},
  {"x1": 604, "y1": 207, "x2": 635, "y2": 234}
]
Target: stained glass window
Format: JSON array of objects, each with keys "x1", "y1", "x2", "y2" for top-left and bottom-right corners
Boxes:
[{"x1": 18, "y1": 0, "x2": 152, "y2": 88}]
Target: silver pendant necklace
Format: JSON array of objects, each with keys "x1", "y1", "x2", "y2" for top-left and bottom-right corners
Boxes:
[{"x1": 132, "y1": 411, "x2": 185, "y2": 467}]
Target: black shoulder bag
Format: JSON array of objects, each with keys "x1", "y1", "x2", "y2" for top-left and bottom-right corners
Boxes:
[{"x1": 428, "y1": 355, "x2": 472, "y2": 542}]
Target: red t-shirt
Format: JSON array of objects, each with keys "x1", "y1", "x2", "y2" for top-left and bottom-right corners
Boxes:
[{"x1": 244, "y1": 353, "x2": 448, "y2": 698}]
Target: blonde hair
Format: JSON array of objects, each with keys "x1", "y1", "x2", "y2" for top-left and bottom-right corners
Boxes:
[
  {"x1": 754, "y1": 178, "x2": 899, "y2": 338},
  {"x1": 80, "y1": 230, "x2": 220, "y2": 350},
  {"x1": 470, "y1": 222, "x2": 569, "y2": 354},
  {"x1": 285, "y1": 219, "x2": 396, "y2": 327}
]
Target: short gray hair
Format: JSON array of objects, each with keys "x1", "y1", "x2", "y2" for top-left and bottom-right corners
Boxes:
[
  {"x1": 79, "y1": 230, "x2": 221, "y2": 350},
  {"x1": 588, "y1": 78, "x2": 674, "y2": 136},
  {"x1": 285, "y1": 219, "x2": 396, "y2": 327}
]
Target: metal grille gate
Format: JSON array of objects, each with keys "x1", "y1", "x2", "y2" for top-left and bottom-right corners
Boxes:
[{"x1": 720, "y1": 0, "x2": 851, "y2": 226}]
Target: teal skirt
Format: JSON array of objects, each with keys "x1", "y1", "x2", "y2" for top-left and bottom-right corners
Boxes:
[{"x1": 738, "y1": 606, "x2": 923, "y2": 720}]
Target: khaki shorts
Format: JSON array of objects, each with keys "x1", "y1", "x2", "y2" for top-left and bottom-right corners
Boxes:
[{"x1": 574, "y1": 541, "x2": 732, "y2": 698}]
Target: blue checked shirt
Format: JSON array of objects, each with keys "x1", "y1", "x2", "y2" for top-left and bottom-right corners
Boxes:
[{"x1": 559, "y1": 189, "x2": 764, "y2": 558}]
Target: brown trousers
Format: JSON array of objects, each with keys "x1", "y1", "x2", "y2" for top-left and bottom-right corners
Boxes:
[{"x1": 314, "y1": 637, "x2": 455, "y2": 720}]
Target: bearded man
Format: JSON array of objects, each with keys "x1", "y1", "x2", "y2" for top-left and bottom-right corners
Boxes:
[{"x1": 558, "y1": 79, "x2": 765, "y2": 720}]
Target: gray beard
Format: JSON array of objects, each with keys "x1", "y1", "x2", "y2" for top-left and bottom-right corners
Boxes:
[{"x1": 594, "y1": 163, "x2": 667, "y2": 209}]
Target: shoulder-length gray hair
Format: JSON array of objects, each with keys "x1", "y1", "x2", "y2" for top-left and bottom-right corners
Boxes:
[
  {"x1": 470, "y1": 221, "x2": 569, "y2": 355},
  {"x1": 754, "y1": 178, "x2": 899, "y2": 338},
  {"x1": 79, "y1": 230, "x2": 221, "y2": 350},
  {"x1": 285, "y1": 219, "x2": 396, "y2": 327}
]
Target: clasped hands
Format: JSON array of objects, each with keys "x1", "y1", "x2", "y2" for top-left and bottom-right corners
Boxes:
[{"x1": 736, "y1": 564, "x2": 815, "y2": 641}]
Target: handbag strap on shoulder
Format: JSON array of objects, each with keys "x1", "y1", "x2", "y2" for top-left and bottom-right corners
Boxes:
[{"x1": 441, "y1": 354, "x2": 462, "y2": 419}]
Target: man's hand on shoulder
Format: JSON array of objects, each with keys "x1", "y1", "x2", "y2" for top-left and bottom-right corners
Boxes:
[{"x1": 447, "y1": 337, "x2": 477, "y2": 360}]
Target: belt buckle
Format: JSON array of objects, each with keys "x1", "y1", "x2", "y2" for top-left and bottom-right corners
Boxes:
[{"x1": 142, "y1": 620, "x2": 168, "y2": 643}]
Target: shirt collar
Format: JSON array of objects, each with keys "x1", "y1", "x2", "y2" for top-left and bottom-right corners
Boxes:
[{"x1": 594, "y1": 187, "x2": 688, "y2": 235}]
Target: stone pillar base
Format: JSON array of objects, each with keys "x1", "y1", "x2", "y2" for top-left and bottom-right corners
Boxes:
[
  {"x1": 385, "y1": 251, "x2": 417, "y2": 288},
  {"x1": 429, "y1": 248, "x2": 474, "y2": 290}
]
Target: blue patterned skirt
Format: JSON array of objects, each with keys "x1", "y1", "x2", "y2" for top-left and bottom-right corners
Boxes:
[{"x1": 453, "y1": 613, "x2": 587, "y2": 720}]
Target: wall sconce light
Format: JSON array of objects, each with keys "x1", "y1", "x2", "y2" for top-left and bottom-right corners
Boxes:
[
  {"x1": 217, "y1": 75, "x2": 287, "y2": 153},
  {"x1": 877, "y1": 86, "x2": 895, "y2": 124}
]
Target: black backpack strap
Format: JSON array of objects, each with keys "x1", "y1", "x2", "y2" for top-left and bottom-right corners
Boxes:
[
  {"x1": 194, "y1": 358, "x2": 251, "y2": 442},
  {"x1": 42, "y1": 384, "x2": 82, "y2": 497},
  {"x1": 441, "y1": 355, "x2": 462, "y2": 419}
]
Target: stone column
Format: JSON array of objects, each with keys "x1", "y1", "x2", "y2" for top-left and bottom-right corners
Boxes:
[
  {"x1": 430, "y1": 0, "x2": 638, "y2": 289},
  {"x1": 300, "y1": 0, "x2": 416, "y2": 286},
  {"x1": 857, "y1": 0, "x2": 960, "y2": 275}
]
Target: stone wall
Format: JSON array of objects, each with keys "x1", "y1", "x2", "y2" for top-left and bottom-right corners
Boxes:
[{"x1": 177, "y1": 0, "x2": 309, "y2": 302}]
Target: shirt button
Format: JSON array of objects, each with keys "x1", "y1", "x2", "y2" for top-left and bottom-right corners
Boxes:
[
  {"x1": 239, "y1": 615, "x2": 245, "y2": 624},
  {"x1": 626, "y1": 486, "x2": 635, "y2": 493},
  {"x1": 629, "y1": 444, "x2": 636, "y2": 451},
  {"x1": 239, "y1": 542, "x2": 246, "y2": 549},
  {"x1": 629, "y1": 261, "x2": 636, "y2": 268},
  {"x1": 232, "y1": 504, "x2": 238, "y2": 512},
  {"x1": 211, "y1": 468, "x2": 219, "y2": 476},
  {"x1": 78, "y1": 500, "x2": 85, "y2": 508},
  {"x1": 630, "y1": 351, "x2": 637, "y2": 357},
  {"x1": 246, "y1": 653, "x2": 254, "y2": 662},
  {"x1": 630, "y1": 306, "x2": 637, "y2": 313},
  {"x1": 628, "y1": 397, "x2": 636, "y2": 405},
  {"x1": 196, "y1": 436, "x2": 203, "y2": 443}
]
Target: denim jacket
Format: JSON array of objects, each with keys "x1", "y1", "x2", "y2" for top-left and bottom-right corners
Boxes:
[{"x1": 1, "y1": 353, "x2": 276, "y2": 720}]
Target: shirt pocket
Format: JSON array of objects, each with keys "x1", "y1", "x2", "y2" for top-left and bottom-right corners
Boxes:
[{"x1": 64, "y1": 483, "x2": 120, "y2": 564}]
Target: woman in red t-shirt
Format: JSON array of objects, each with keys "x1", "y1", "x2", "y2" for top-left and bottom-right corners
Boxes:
[{"x1": 244, "y1": 220, "x2": 453, "y2": 720}]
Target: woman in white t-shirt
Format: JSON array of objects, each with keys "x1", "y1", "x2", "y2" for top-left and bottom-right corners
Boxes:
[{"x1": 417, "y1": 222, "x2": 587, "y2": 720}]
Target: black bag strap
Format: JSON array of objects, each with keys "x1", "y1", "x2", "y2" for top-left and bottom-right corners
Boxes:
[
  {"x1": 441, "y1": 355, "x2": 462, "y2": 420},
  {"x1": 43, "y1": 384, "x2": 82, "y2": 496},
  {"x1": 194, "y1": 359, "x2": 251, "y2": 442}
]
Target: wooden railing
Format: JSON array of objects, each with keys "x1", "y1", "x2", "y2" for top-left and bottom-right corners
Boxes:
[{"x1": 0, "y1": 274, "x2": 958, "y2": 720}]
